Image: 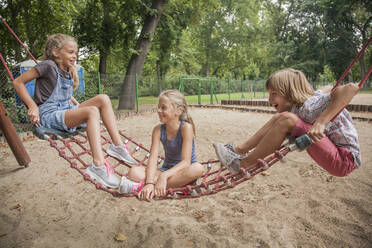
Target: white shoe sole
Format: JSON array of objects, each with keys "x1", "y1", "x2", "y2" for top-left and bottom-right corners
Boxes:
[
  {"x1": 213, "y1": 143, "x2": 227, "y2": 166},
  {"x1": 106, "y1": 148, "x2": 138, "y2": 165},
  {"x1": 213, "y1": 143, "x2": 240, "y2": 173},
  {"x1": 118, "y1": 177, "x2": 128, "y2": 194},
  {"x1": 85, "y1": 166, "x2": 119, "y2": 188}
]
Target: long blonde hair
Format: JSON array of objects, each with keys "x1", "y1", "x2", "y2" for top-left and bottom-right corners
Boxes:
[
  {"x1": 265, "y1": 68, "x2": 314, "y2": 107},
  {"x1": 44, "y1": 33, "x2": 79, "y2": 90},
  {"x1": 159, "y1": 89, "x2": 196, "y2": 135}
]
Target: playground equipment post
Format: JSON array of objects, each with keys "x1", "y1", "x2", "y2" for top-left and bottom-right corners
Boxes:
[{"x1": 0, "y1": 100, "x2": 31, "y2": 167}]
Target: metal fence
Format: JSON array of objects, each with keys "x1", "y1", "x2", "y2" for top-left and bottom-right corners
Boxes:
[{"x1": 1, "y1": 68, "x2": 370, "y2": 134}]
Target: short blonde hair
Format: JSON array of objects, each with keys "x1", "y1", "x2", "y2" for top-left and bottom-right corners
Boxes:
[
  {"x1": 44, "y1": 33, "x2": 79, "y2": 90},
  {"x1": 266, "y1": 68, "x2": 314, "y2": 106},
  {"x1": 159, "y1": 89, "x2": 195, "y2": 135}
]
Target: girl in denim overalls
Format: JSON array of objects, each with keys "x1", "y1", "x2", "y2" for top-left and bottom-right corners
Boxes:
[
  {"x1": 13, "y1": 34, "x2": 137, "y2": 189},
  {"x1": 119, "y1": 90, "x2": 204, "y2": 201}
]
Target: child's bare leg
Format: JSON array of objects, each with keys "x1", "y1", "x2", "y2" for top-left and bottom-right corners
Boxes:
[
  {"x1": 79, "y1": 94, "x2": 123, "y2": 146},
  {"x1": 65, "y1": 107, "x2": 104, "y2": 166},
  {"x1": 240, "y1": 112, "x2": 298, "y2": 169},
  {"x1": 127, "y1": 163, "x2": 203, "y2": 187},
  {"x1": 127, "y1": 166, "x2": 148, "y2": 181},
  {"x1": 166, "y1": 163, "x2": 204, "y2": 188},
  {"x1": 235, "y1": 113, "x2": 284, "y2": 154}
]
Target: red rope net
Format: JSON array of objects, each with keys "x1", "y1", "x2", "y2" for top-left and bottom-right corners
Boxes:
[{"x1": 43, "y1": 110, "x2": 295, "y2": 200}]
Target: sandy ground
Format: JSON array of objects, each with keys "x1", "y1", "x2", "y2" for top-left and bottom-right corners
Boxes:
[{"x1": 0, "y1": 95, "x2": 372, "y2": 248}]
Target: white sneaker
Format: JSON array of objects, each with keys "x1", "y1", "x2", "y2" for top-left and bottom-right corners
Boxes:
[
  {"x1": 85, "y1": 161, "x2": 120, "y2": 188},
  {"x1": 118, "y1": 176, "x2": 144, "y2": 194},
  {"x1": 106, "y1": 144, "x2": 138, "y2": 165},
  {"x1": 213, "y1": 143, "x2": 241, "y2": 174}
]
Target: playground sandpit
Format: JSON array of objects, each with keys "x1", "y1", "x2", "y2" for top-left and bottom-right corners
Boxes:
[{"x1": 0, "y1": 107, "x2": 372, "y2": 248}]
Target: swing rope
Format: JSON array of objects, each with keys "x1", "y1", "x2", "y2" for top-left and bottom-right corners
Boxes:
[
  {"x1": 332, "y1": 37, "x2": 372, "y2": 90},
  {"x1": 0, "y1": 15, "x2": 38, "y2": 64}
]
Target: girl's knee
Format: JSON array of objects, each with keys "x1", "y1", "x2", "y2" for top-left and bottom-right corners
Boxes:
[
  {"x1": 191, "y1": 163, "x2": 204, "y2": 177},
  {"x1": 86, "y1": 106, "x2": 100, "y2": 119},
  {"x1": 127, "y1": 166, "x2": 146, "y2": 181},
  {"x1": 277, "y1": 112, "x2": 298, "y2": 129},
  {"x1": 97, "y1": 94, "x2": 111, "y2": 105}
]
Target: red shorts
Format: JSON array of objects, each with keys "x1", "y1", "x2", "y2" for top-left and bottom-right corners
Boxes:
[{"x1": 290, "y1": 118, "x2": 355, "y2": 177}]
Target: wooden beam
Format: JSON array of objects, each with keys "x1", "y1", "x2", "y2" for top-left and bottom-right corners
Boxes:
[{"x1": 0, "y1": 100, "x2": 30, "y2": 167}]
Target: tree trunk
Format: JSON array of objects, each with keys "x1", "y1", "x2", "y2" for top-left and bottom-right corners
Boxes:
[
  {"x1": 347, "y1": 71, "x2": 353, "y2": 83},
  {"x1": 99, "y1": 52, "x2": 108, "y2": 86},
  {"x1": 118, "y1": 0, "x2": 167, "y2": 110},
  {"x1": 205, "y1": 50, "x2": 210, "y2": 77},
  {"x1": 156, "y1": 60, "x2": 162, "y2": 95},
  {"x1": 358, "y1": 53, "x2": 367, "y2": 89}
]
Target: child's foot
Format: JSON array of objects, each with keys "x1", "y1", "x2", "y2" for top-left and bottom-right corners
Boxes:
[
  {"x1": 213, "y1": 143, "x2": 241, "y2": 174},
  {"x1": 118, "y1": 177, "x2": 144, "y2": 194},
  {"x1": 225, "y1": 142, "x2": 248, "y2": 159},
  {"x1": 85, "y1": 161, "x2": 120, "y2": 188},
  {"x1": 106, "y1": 144, "x2": 138, "y2": 165}
]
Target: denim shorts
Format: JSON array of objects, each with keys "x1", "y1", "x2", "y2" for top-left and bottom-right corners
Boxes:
[
  {"x1": 40, "y1": 103, "x2": 79, "y2": 133},
  {"x1": 158, "y1": 163, "x2": 172, "y2": 172}
]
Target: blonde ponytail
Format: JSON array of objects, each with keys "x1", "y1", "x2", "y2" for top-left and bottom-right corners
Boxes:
[{"x1": 180, "y1": 110, "x2": 196, "y2": 136}]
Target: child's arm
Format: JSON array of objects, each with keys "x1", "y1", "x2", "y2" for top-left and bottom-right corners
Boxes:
[
  {"x1": 155, "y1": 122, "x2": 194, "y2": 197},
  {"x1": 71, "y1": 96, "x2": 79, "y2": 105},
  {"x1": 309, "y1": 83, "x2": 359, "y2": 143},
  {"x1": 140, "y1": 125, "x2": 161, "y2": 201},
  {"x1": 318, "y1": 85, "x2": 333, "y2": 93},
  {"x1": 12, "y1": 68, "x2": 40, "y2": 125},
  {"x1": 146, "y1": 125, "x2": 162, "y2": 182}
]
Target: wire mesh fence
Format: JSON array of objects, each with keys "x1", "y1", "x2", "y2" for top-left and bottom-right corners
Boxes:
[{"x1": 1, "y1": 67, "x2": 370, "y2": 135}]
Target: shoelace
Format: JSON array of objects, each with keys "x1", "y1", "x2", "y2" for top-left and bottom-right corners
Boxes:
[
  {"x1": 132, "y1": 181, "x2": 145, "y2": 193},
  {"x1": 123, "y1": 144, "x2": 129, "y2": 152},
  {"x1": 104, "y1": 161, "x2": 114, "y2": 176}
]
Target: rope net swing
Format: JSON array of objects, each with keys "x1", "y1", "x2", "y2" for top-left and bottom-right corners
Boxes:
[
  {"x1": 32, "y1": 113, "x2": 308, "y2": 200},
  {"x1": 1, "y1": 15, "x2": 371, "y2": 199}
]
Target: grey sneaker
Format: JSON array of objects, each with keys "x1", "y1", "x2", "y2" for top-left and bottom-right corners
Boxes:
[
  {"x1": 213, "y1": 143, "x2": 241, "y2": 174},
  {"x1": 225, "y1": 142, "x2": 236, "y2": 153},
  {"x1": 225, "y1": 143, "x2": 248, "y2": 159},
  {"x1": 85, "y1": 161, "x2": 120, "y2": 188},
  {"x1": 106, "y1": 144, "x2": 138, "y2": 165},
  {"x1": 118, "y1": 176, "x2": 144, "y2": 194}
]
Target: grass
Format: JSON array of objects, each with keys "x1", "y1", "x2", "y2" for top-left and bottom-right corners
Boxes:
[
  {"x1": 136, "y1": 91, "x2": 268, "y2": 106},
  {"x1": 111, "y1": 91, "x2": 268, "y2": 110},
  {"x1": 112, "y1": 88, "x2": 372, "y2": 112}
]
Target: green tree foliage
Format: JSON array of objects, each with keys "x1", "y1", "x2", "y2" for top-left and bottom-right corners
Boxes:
[
  {"x1": 313, "y1": 0, "x2": 371, "y2": 84},
  {"x1": 0, "y1": 0, "x2": 76, "y2": 62},
  {"x1": 118, "y1": 0, "x2": 168, "y2": 110},
  {"x1": 1, "y1": 0, "x2": 370, "y2": 106},
  {"x1": 73, "y1": 0, "x2": 144, "y2": 84}
]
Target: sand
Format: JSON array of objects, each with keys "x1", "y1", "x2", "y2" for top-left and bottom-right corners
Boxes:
[{"x1": 0, "y1": 95, "x2": 372, "y2": 248}]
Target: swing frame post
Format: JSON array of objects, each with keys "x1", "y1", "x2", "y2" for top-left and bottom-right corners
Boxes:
[
  {"x1": 0, "y1": 100, "x2": 31, "y2": 167},
  {"x1": 0, "y1": 51, "x2": 31, "y2": 167}
]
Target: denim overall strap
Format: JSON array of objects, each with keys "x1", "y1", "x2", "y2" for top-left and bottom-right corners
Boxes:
[{"x1": 39, "y1": 64, "x2": 74, "y2": 116}]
